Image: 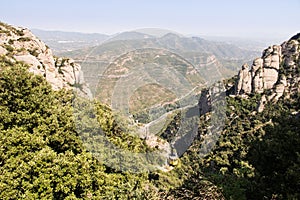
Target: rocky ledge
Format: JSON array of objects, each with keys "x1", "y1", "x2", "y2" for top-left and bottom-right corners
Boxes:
[{"x1": 0, "y1": 22, "x2": 91, "y2": 98}]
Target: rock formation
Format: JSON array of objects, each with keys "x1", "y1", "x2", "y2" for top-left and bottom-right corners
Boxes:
[
  {"x1": 236, "y1": 63, "x2": 252, "y2": 95},
  {"x1": 235, "y1": 33, "x2": 300, "y2": 111},
  {"x1": 0, "y1": 22, "x2": 91, "y2": 98}
]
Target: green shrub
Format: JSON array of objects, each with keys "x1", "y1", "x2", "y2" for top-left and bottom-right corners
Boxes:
[{"x1": 17, "y1": 37, "x2": 31, "y2": 42}]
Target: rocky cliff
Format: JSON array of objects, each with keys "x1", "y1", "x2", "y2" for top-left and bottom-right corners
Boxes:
[
  {"x1": 0, "y1": 22, "x2": 91, "y2": 97},
  {"x1": 235, "y1": 33, "x2": 300, "y2": 111}
]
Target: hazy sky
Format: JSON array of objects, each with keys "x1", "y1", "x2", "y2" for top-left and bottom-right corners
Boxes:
[{"x1": 1, "y1": 0, "x2": 299, "y2": 39}]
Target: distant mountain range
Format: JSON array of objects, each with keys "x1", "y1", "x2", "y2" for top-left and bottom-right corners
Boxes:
[
  {"x1": 32, "y1": 28, "x2": 262, "y2": 113},
  {"x1": 58, "y1": 32, "x2": 258, "y2": 60},
  {"x1": 32, "y1": 29, "x2": 109, "y2": 52},
  {"x1": 48, "y1": 31, "x2": 257, "y2": 94},
  {"x1": 32, "y1": 29, "x2": 178, "y2": 53},
  {"x1": 134, "y1": 28, "x2": 183, "y2": 37},
  {"x1": 32, "y1": 28, "x2": 283, "y2": 53}
]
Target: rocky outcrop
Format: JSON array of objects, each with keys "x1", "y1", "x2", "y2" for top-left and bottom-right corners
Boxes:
[
  {"x1": 236, "y1": 63, "x2": 252, "y2": 94},
  {"x1": 235, "y1": 33, "x2": 300, "y2": 111},
  {"x1": 0, "y1": 22, "x2": 91, "y2": 98},
  {"x1": 235, "y1": 45, "x2": 281, "y2": 95},
  {"x1": 251, "y1": 58, "x2": 264, "y2": 93}
]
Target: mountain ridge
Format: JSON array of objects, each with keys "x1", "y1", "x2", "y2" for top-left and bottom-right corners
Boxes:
[
  {"x1": 233, "y1": 33, "x2": 300, "y2": 111},
  {"x1": 57, "y1": 32, "x2": 259, "y2": 96},
  {"x1": 0, "y1": 22, "x2": 91, "y2": 98}
]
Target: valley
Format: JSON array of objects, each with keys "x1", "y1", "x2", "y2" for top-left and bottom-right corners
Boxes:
[
  {"x1": 0, "y1": 20, "x2": 299, "y2": 200},
  {"x1": 34, "y1": 29, "x2": 260, "y2": 126}
]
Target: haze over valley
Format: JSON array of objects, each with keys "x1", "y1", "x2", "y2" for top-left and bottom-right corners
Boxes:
[{"x1": 0, "y1": 1, "x2": 299, "y2": 199}]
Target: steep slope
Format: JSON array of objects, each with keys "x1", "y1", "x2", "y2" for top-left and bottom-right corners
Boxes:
[
  {"x1": 0, "y1": 22, "x2": 91, "y2": 97},
  {"x1": 162, "y1": 33, "x2": 300, "y2": 200},
  {"x1": 1, "y1": 21, "x2": 299, "y2": 200},
  {"x1": 0, "y1": 22, "x2": 167, "y2": 199},
  {"x1": 96, "y1": 48, "x2": 205, "y2": 123},
  {"x1": 234, "y1": 33, "x2": 300, "y2": 111}
]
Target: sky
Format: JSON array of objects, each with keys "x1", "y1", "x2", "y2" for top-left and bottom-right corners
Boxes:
[{"x1": 1, "y1": 0, "x2": 299, "y2": 40}]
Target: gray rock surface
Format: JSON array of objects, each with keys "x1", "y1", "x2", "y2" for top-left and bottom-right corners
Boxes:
[
  {"x1": 0, "y1": 22, "x2": 91, "y2": 98},
  {"x1": 236, "y1": 63, "x2": 252, "y2": 94},
  {"x1": 235, "y1": 34, "x2": 300, "y2": 112}
]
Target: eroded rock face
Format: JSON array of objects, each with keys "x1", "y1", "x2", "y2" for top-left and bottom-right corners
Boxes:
[
  {"x1": 235, "y1": 34, "x2": 300, "y2": 111},
  {"x1": 236, "y1": 63, "x2": 252, "y2": 94},
  {"x1": 263, "y1": 68, "x2": 278, "y2": 89},
  {"x1": 199, "y1": 89, "x2": 211, "y2": 115},
  {"x1": 251, "y1": 58, "x2": 264, "y2": 93},
  {"x1": 263, "y1": 45, "x2": 281, "y2": 89},
  {"x1": 0, "y1": 22, "x2": 91, "y2": 98},
  {"x1": 236, "y1": 45, "x2": 282, "y2": 96}
]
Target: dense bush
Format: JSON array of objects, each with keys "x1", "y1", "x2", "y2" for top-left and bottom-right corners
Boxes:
[
  {"x1": 0, "y1": 57, "x2": 299, "y2": 199},
  {"x1": 0, "y1": 63, "x2": 153, "y2": 199}
]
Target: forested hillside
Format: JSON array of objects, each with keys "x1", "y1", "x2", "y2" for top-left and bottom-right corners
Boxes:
[{"x1": 0, "y1": 22, "x2": 299, "y2": 199}]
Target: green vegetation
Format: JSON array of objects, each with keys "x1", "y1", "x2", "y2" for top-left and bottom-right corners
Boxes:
[
  {"x1": 3, "y1": 44, "x2": 14, "y2": 52},
  {"x1": 0, "y1": 21, "x2": 24, "y2": 36},
  {"x1": 0, "y1": 60, "x2": 153, "y2": 199},
  {"x1": 95, "y1": 48, "x2": 204, "y2": 125},
  {"x1": 8, "y1": 39, "x2": 14, "y2": 45},
  {"x1": 0, "y1": 46, "x2": 299, "y2": 199},
  {"x1": 17, "y1": 37, "x2": 31, "y2": 42},
  {"x1": 165, "y1": 93, "x2": 299, "y2": 200},
  {"x1": 129, "y1": 83, "x2": 176, "y2": 114},
  {"x1": 28, "y1": 47, "x2": 39, "y2": 57}
]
